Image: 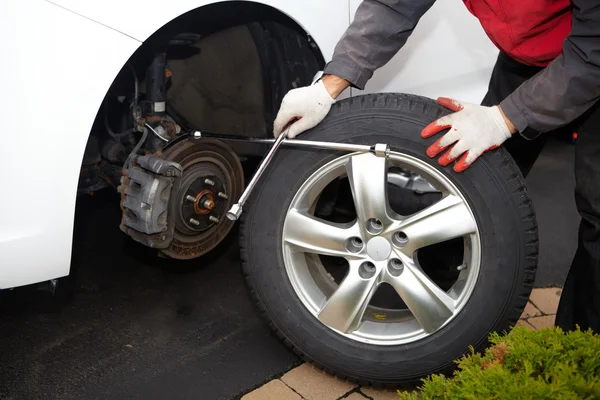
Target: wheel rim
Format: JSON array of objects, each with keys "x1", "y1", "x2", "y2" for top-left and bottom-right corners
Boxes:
[{"x1": 282, "y1": 151, "x2": 481, "y2": 345}]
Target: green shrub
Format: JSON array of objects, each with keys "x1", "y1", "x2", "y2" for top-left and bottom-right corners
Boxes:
[{"x1": 400, "y1": 326, "x2": 600, "y2": 400}]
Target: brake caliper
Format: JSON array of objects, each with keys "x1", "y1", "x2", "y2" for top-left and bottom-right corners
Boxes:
[{"x1": 118, "y1": 154, "x2": 182, "y2": 249}]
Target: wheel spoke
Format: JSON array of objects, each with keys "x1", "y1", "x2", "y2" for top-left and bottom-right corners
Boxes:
[
  {"x1": 388, "y1": 195, "x2": 476, "y2": 255},
  {"x1": 346, "y1": 153, "x2": 390, "y2": 225},
  {"x1": 283, "y1": 209, "x2": 361, "y2": 258},
  {"x1": 318, "y1": 265, "x2": 380, "y2": 333},
  {"x1": 386, "y1": 260, "x2": 455, "y2": 333}
]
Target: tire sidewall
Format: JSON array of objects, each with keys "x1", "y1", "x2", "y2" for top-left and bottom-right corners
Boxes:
[{"x1": 242, "y1": 95, "x2": 533, "y2": 382}]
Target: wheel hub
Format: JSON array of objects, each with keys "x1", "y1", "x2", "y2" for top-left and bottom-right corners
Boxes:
[
  {"x1": 192, "y1": 190, "x2": 216, "y2": 215},
  {"x1": 366, "y1": 237, "x2": 391, "y2": 261},
  {"x1": 179, "y1": 172, "x2": 226, "y2": 232}
]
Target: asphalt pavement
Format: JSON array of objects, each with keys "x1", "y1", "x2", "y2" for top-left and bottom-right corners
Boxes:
[
  {"x1": 0, "y1": 136, "x2": 578, "y2": 399},
  {"x1": 0, "y1": 189, "x2": 300, "y2": 400}
]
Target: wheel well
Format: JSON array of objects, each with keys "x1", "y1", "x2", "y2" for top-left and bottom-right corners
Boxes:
[
  {"x1": 79, "y1": 1, "x2": 325, "y2": 195},
  {"x1": 93, "y1": 1, "x2": 324, "y2": 139},
  {"x1": 75, "y1": 1, "x2": 325, "y2": 262}
]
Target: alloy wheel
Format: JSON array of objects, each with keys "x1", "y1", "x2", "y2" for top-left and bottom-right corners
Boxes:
[{"x1": 282, "y1": 151, "x2": 481, "y2": 345}]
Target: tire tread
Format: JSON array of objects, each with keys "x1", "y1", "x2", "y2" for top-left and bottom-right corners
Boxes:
[{"x1": 239, "y1": 93, "x2": 538, "y2": 387}]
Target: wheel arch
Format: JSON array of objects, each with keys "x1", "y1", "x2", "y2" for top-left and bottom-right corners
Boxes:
[
  {"x1": 0, "y1": 0, "x2": 335, "y2": 290},
  {"x1": 68, "y1": 2, "x2": 330, "y2": 278}
]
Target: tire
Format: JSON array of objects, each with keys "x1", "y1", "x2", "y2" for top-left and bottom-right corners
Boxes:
[{"x1": 240, "y1": 93, "x2": 538, "y2": 386}]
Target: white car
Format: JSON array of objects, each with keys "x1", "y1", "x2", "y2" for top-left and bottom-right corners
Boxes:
[{"x1": 3, "y1": 0, "x2": 536, "y2": 386}]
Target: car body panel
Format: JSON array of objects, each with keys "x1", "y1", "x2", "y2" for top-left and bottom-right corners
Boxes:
[
  {"x1": 48, "y1": 0, "x2": 351, "y2": 63},
  {"x1": 1, "y1": 0, "x2": 496, "y2": 289},
  {"x1": 0, "y1": 1, "x2": 141, "y2": 289},
  {"x1": 52, "y1": 0, "x2": 497, "y2": 103},
  {"x1": 349, "y1": 0, "x2": 498, "y2": 103}
]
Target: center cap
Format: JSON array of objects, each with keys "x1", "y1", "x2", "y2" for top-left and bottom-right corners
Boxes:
[{"x1": 366, "y1": 237, "x2": 392, "y2": 261}]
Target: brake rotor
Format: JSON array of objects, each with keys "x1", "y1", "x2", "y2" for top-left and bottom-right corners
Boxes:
[{"x1": 160, "y1": 138, "x2": 244, "y2": 260}]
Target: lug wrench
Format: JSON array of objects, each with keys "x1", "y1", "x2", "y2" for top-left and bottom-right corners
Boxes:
[
  {"x1": 224, "y1": 128, "x2": 391, "y2": 221},
  {"x1": 226, "y1": 127, "x2": 290, "y2": 221}
]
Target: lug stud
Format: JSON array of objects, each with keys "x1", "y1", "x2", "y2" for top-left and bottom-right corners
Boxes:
[
  {"x1": 218, "y1": 192, "x2": 228, "y2": 199},
  {"x1": 205, "y1": 179, "x2": 215, "y2": 186},
  {"x1": 209, "y1": 216, "x2": 219, "y2": 223},
  {"x1": 186, "y1": 195, "x2": 196, "y2": 202},
  {"x1": 189, "y1": 218, "x2": 200, "y2": 226}
]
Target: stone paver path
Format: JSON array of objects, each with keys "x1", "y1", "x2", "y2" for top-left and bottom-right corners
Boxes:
[{"x1": 241, "y1": 287, "x2": 562, "y2": 400}]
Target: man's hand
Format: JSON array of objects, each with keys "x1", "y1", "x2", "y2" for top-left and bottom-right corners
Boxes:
[
  {"x1": 273, "y1": 75, "x2": 349, "y2": 138},
  {"x1": 421, "y1": 97, "x2": 516, "y2": 172}
]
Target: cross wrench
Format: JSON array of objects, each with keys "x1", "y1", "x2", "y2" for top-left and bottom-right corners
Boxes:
[
  {"x1": 225, "y1": 129, "x2": 391, "y2": 221},
  {"x1": 226, "y1": 127, "x2": 289, "y2": 221}
]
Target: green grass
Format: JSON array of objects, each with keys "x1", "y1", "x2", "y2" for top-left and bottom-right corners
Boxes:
[{"x1": 399, "y1": 326, "x2": 600, "y2": 400}]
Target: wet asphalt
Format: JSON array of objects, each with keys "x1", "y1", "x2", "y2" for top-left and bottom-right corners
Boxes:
[
  {"x1": 0, "y1": 137, "x2": 577, "y2": 399},
  {"x1": 0, "y1": 189, "x2": 300, "y2": 400}
]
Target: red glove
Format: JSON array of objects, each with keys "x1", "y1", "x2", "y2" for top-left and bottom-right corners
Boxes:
[{"x1": 421, "y1": 98, "x2": 514, "y2": 172}]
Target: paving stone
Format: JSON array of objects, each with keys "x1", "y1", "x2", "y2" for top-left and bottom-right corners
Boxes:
[
  {"x1": 520, "y1": 301, "x2": 542, "y2": 319},
  {"x1": 528, "y1": 315, "x2": 556, "y2": 329},
  {"x1": 361, "y1": 387, "x2": 403, "y2": 399},
  {"x1": 516, "y1": 319, "x2": 535, "y2": 329},
  {"x1": 529, "y1": 288, "x2": 562, "y2": 315},
  {"x1": 281, "y1": 363, "x2": 356, "y2": 400},
  {"x1": 344, "y1": 393, "x2": 369, "y2": 399},
  {"x1": 241, "y1": 380, "x2": 303, "y2": 400}
]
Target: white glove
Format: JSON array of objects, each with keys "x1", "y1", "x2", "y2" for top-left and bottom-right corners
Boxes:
[
  {"x1": 421, "y1": 97, "x2": 514, "y2": 172},
  {"x1": 273, "y1": 80, "x2": 336, "y2": 138}
]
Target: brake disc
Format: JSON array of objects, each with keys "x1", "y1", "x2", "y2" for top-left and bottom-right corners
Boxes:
[{"x1": 160, "y1": 139, "x2": 244, "y2": 260}]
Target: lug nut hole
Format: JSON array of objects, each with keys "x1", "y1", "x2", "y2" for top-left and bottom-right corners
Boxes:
[
  {"x1": 359, "y1": 262, "x2": 377, "y2": 279},
  {"x1": 392, "y1": 231, "x2": 408, "y2": 247},
  {"x1": 345, "y1": 237, "x2": 364, "y2": 253},
  {"x1": 388, "y1": 259, "x2": 404, "y2": 277},
  {"x1": 366, "y1": 218, "x2": 383, "y2": 234}
]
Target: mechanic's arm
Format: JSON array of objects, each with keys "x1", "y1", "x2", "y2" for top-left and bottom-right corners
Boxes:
[
  {"x1": 423, "y1": 0, "x2": 600, "y2": 172},
  {"x1": 500, "y1": 0, "x2": 600, "y2": 136},
  {"x1": 273, "y1": 0, "x2": 437, "y2": 137}
]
